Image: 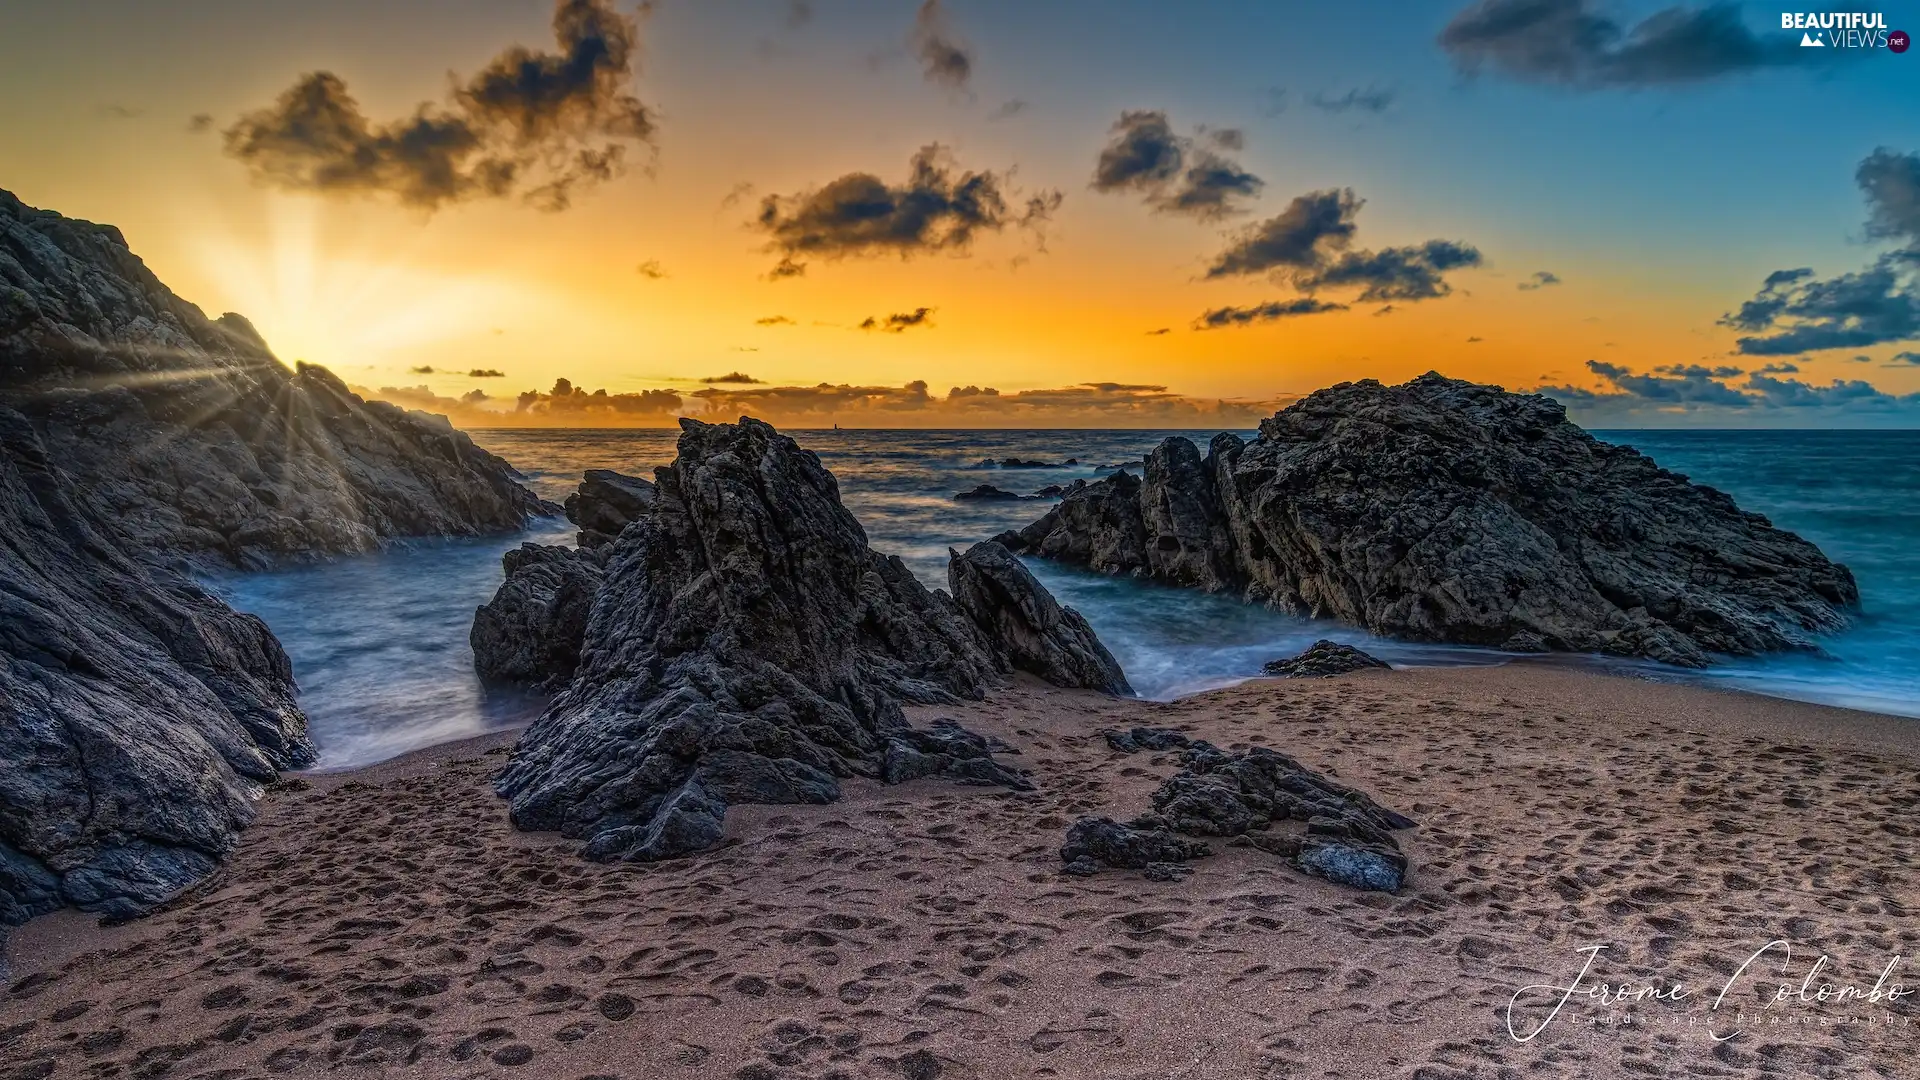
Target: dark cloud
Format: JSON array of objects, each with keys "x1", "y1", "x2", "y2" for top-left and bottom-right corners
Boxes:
[
  {"x1": 755, "y1": 145, "x2": 1060, "y2": 274},
  {"x1": 1467, "y1": 335, "x2": 1484, "y2": 343},
  {"x1": 635, "y1": 259, "x2": 667, "y2": 279},
  {"x1": 409, "y1": 365, "x2": 437, "y2": 374},
  {"x1": 1756, "y1": 361, "x2": 1799, "y2": 373},
  {"x1": 1206, "y1": 189, "x2": 1362, "y2": 277},
  {"x1": 187, "y1": 113, "x2": 215, "y2": 134},
  {"x1": 1306, "y1": 86, "x2": 1396, "y2": 114},
  {"x1": 99, "y1": 104, "x2": 143, "y2": 120},
  {"x1": 224, "y1": 0, "x2": 654, "y2": 211},
  {"x1": 1091, "y1": 110, "x2": 1264, "y2": 222},
  {"x1": 858, "y1": 307, "x2": 935, "y2": 332},
  {"x1": 1145, "y1": 327, "x2": 1172, "y2": 336},
  {"x1": 755, "y1": 315, "x2": 795, "y2": 326},
  {"x1": 1438, "y1": 0, "x2": 1810, "y2": 89},
  {"x1": 912, "y1": 0, "x2": 972, "y2": 89},
  {"x1": 987, "y1": 99, "x2": 1029, "y2": 121},
  {"x1": 784, "y1": 1, "x2": 813, "y2": 30},
  {"x1": 1517, "y1": 270, "x2": 1561, "y2": 290},
  {"x1": 1653, "y1": 363, "x2": 1742, "y2": 377},
  {"x1": 1889, "y1": 351, "x2": 1920, "y2": 366},
  {"x1": 469, "y1": 368, "x2": 506, "y2": 377},
  {"x1": 1539, "y1": 358, "x2": 1920, "y2": 418},
  {"x1": 1858, "y1": 148, "x2": 1920, "y2": 246},
  {"x1": 1293, "y1": 240, "x2": 1485, "y2": 302},
  {"x1": 462, "y1": 388, "x2": 489, "y2": 404},
  {"x1": 1720, "y1": 253, "x2": 1920, "y2": 355},
  {"x1": 1192, "y1": 298, "x2": 1349, "y2": 329}
]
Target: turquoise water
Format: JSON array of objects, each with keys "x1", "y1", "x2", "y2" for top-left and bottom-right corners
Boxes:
[{"x1": 211, "y1": 427, "x2": 1920, "y2": 767}]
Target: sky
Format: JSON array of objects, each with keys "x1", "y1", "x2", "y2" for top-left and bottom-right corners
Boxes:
[{"x1": 3, "y1": 0, "x2": 1919, "y2": 427}]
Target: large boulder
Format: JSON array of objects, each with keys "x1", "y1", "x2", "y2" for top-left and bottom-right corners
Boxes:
[
  {"x1": 564, "y1": 469, "x2": 655, "y2": 548},
  {"x1": 497, "y1": 419, "x2": 1031, "y2": 863},
  {"x1": 1001, "y1": 374, "x2": 1859, "y2": 667},
  {"x1": 948, "y1": 541, "x2": 1131, "y2": 695},
  {"x1": 0, "y1": 188, "x2": 550, "y2": 928},
  {"x1": 471, "y1": 544, "x2": 606, "y2": 688}
]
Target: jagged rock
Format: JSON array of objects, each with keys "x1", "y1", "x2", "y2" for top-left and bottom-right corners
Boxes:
[
  {"x1": 564, "y1": 469, "x2": 654, "y2": 548},
  {"x1": 1032, "y1": 484, "x2": 1067, "y2": 498},
  {"x1": 1102, "y1": 726, "x2": 1191, "y2": 753},
  {"x1": 953, "y1": 483, "x2": 1030, "y2": 502},
  {"x1": 1262, "y1": 640, "x2": 1390, "y2": 678},
  {"x1": 1059, "y1": 817, "x2": 1211, "y2": 872},
  {"x1": 1002, "y1": 374, "x2": 1859, "y2": 667},
  {"x1": 471, "y1": 544, "x2": 606, "y2": 688},
  {"x1": 947, "y1": 541, "x2": 1132, "y2": 695},
  {"x1": 998, "y1": 457, "x2": 1063, "y2": 469},
  {"x1": 882, "y1": 719, "x2": 1031, "y2": 789},
  {"x1": 498, "y1": 418, "x2": 1043, "y2": 864},
  {"x1": 1, "y1": 188, "x2": 549, "y2": 927},
  {"x1": 1076, "y1": 737, "x2": 1415, "y2": 891}
]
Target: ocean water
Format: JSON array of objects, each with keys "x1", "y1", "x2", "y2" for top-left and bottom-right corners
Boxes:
[{"x1": 208, "y1": 427, "x2": 1920, "y2": 768}]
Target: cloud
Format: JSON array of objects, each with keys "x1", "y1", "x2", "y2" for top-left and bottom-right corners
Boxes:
[
  {"x1": 911, "y1": 0, "x2": 972, "y2": 89},
  {"x1": 1091, "y1": 110, "x2": 1264, "y2": 222},
  {"x1": 1438, "y1": 0, "x2": 1811, "y2": 89},
  {"x1": 1206, "y1": 189, "x2": 1363, "y2": 276},
  {"x1": 1292, "y1": 240, "x2": 1485, "y2": 302},
  {"x1": 223, "y1": 0, "x2": 654, "y2": 211},
  {"x1": 1756, "y1": 361, "x2": 1799, "y2": 373},
  {"x1": 784, "y1": 1, "x2": 812, "y2": 30},
  {"x1": 1145, "y1": 327, "x2": 1172, "y2": 336},
  {"x1": 1192, "y1": 298, "x2": 1349, "y2": 329},
  {"x1": 1538, "y1": 358, "x2": 1920, "y2": 422},
  {"x1": 469, "y1": 368, "x2": 506, "y2": 377},
  {"x1": 462, "y1": 388, "x2": 489, "y2": 404},
  {"x1": 755, "y1": 144, "x2": 1060, "y2": 274},
  {"x1": 1889, "y1": 351, "x2": 1920, "y2": 366},
  {"x1": 187, "y1": 113, "x2": 215, "y2": 134},
  {"x1": 1258, "y1": 88, "x2": 1289, "y2": 117},
  {"x1": 1306, "y1": 86, "x2": 1396, "y2": 114},
  {"x1": 987, "y1": 99, "x2": 1029, "y2": 121},
  {"x1": 858, "y1": 307, "x2": 935, "y2": 332},
  {"x1": 99, "y1": 104, "x2": 144, "y2": 120},
  {"x1": 636, "y1": 259, "x2": 668, "y2": 279},
  {"x1": 1517, "y1": 270, "x2": 1561, "y2": 290},
  {"x1": 755, "y1": 315, "x2": 795, "y2": 326},
  {"x1": 409, "y1": 365, "x2": 437, "y2": 374},
  {"x1": 1467, "y1": 335, "x2": 1484, "y2": 343},
  {"x1": 1720, "y1": 253, "x2": 1920, "y2": 355},
  {"x1": 1858, "y1": 148, "x2": 1920, "y2": 246}
]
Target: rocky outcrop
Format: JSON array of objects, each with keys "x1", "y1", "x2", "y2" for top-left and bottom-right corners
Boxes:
[
  {"x1": 948, "y1": 541, "x2": 1131, "y2": 695},
  {"x1": 471, "y1": 544, "x2": 606, "y2": 688},
  {"x1": 1066, "y1": 729, "x2": 1415, "y2": 891},
  {"x1": 1262, "y1": 640, "x2": 1390, "y2": 678},
  {"x1": 1, "y1": 188, "x2": 550, "y2": 927},
  {"x1": 1001, "y1": 374, "x2": 1859, "y2": 667},
  {"x1": 498, "y1": 418, "x2": 1068, "y2": 864},
  {"x1": 564, "y1": 469, "x2": 654, "y2": 549},
  {"x1": 954, "y1": 483, "x2": 1031, "y2": 502}
]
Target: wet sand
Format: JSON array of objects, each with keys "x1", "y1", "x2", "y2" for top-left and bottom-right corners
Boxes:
[{"x1": 4, "y1": 664, "x2": 1918, "y2": 1079}]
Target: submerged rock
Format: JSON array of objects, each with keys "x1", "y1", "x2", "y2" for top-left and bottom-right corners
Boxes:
[
  {"x1": 565, "y1": 469, "x2": 655, "y2": 549},
  {"x1": 499, "y1": 419, "x2": 1125, "y2": 864},
  {"x1": 1262, "y1": 640, "x2": 1390, "y2": 678},
  {"x1": 1002, "y1": 374, "x2": 1859, "y2": 667},
  {"x1": 471, "y1": 543, "x2": 606, "y2": 688},
  {"x1": 1, "y1": 188, "x2": 549, "y2": 927},
  {"x1": 1065, "y1": 729, "x2": 1415, "y2": 891},
  {"x1": 953, "y1": 483, "x2": 1030, "y2": 502},
  {"x1": 948, "y1": 541, "x2": 1132, "y2": 696}
]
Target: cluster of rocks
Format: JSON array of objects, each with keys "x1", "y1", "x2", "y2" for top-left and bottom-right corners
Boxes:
[
  {"x1": 975, "y1": 457, "x2": 1077, "y2": 469},
  {"x1": 1062, "y1": 728, "x2": 1415, "y2": 892},
  {"x1": 997, "y1": 374, "x2": 1860, "y2": 667},
  {"x1": 490, "y1": 419, "x2": 1130, "y2": 863},
  {"x1": 1, "y1": 188, "x2": 550, "y2": 927},
  {"x1": 1262, "y1": 640, "x2": 1390, "y2": 679},
  {"x1": 952, "y1": 482, "x2": 1073, "y2": 502}
]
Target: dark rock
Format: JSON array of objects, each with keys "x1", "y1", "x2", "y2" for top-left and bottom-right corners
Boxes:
[
  {"x1": 564, "y1": 469, "x2": 655, "y2": 549},
  {"x1": 498, "y1": 419, "x2": 1038, "y2": 863},
  {"x1": 947, "y1": 541, "x2": 1132, "y2": 695},
  {"x1": 1031, "y1": 484, "x2": 1066, "y2": 499},
  {"x1": 0, "y1": 188, "x2": 550, "y2": 928},
  {"x1": 998, "y1": 457, "x2": 1062, "y2": 468},
  {"x1": 1102, "y1": 727, "x2": 1192, "y2": 753},
  {"x1": 471, "y1": 544, "x2": 606, "y2": 688},
  {"x1": 953, "y1": 483, "x2": 1030, "y2": 502},
  {"x1": 1261, "y1": 639, "x2": 1390, "y2": 678},
  {"x1": 1062, "y1": 740, "x2": 1414, "y2": 891},
  {"x1": 1059, "y1": 817, "x2": 1211, "y2": 870},
  {"x1": 1141, "y1": 862, "x2": 1192, "y2": 882},
  {"x1": 1003, "y1": 374, "x2": 1859, "y2": 667}
]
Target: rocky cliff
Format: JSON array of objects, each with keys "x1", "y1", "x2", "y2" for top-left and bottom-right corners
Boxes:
[
  {"x1": 998, "y1": 374, "x2": 1858, "y2": 667},
  {"x1": 1, "y1": 189, "x2": 549, "y2": 928},
  {"x1": 496, "y1": 419, "x2": 1128, "y2": 863}
]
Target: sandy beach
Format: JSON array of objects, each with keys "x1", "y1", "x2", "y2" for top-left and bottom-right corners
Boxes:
[{"x1": 4, "y1": 663, "x2": 1917, "y2": 1080}]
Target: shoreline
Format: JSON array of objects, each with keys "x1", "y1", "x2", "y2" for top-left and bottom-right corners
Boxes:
[{"x1": 6, "y1": 664, "x2": 1918, "y2": 1078}]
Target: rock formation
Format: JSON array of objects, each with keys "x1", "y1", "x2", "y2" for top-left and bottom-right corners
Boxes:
[
  {"x1": 948, "y1": 541, "x2": 1131, "y2": 696},
  {"x1": 564, "y1": 469, "x2": 654, "y2": 549},
  {"x1": 499, "y1": 419, "x2": 1125, "y2": 864},
  {"x1": 1065, "y1": 728, "x2": 1415, "y2": 892},
  {"x1": 470, "y1": 544, "x2": 605, "y2": 688},
  {"x1": 953, "y1": 483, "x2": 1031, "y2": 501},
  {"x1": 1262, "y1": 640, "x2": 1390, "y2": 679},
  {"x1": 1000, "y1": 374, "x2": 1859, "y2": 667},
  {"x1": 1, "y1": 188, "x2": 549, "y2": 927}
]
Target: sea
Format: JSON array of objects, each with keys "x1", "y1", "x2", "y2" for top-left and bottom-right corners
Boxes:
[{"x1": 205, "y1": 428, "x2": 1920, "y2": 768}]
